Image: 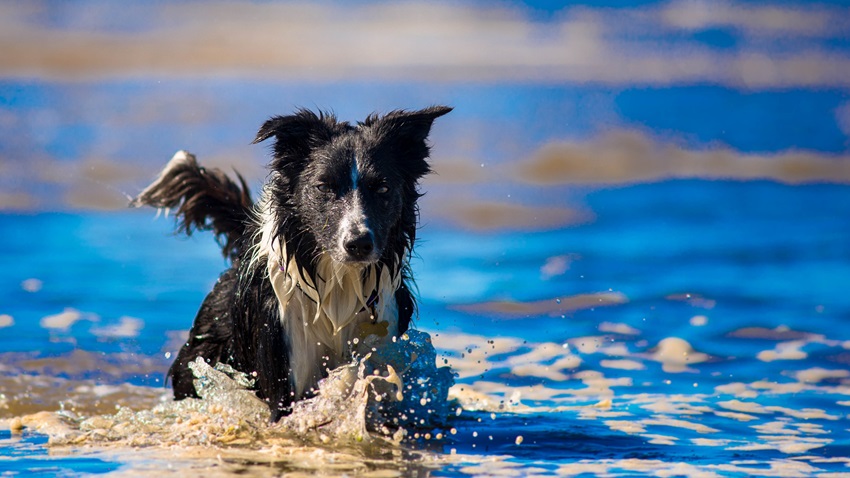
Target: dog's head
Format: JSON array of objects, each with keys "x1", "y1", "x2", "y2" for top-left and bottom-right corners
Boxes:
[{"x1": 254, "y1": 106, "x2": 451, "y2": 266}]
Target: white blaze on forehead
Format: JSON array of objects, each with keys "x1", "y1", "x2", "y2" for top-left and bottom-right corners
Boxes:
[{"x1": 350, "y1": 153, "x2": 359, "y2": 190}]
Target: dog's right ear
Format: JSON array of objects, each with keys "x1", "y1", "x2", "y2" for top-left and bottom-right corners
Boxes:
[{"x1": 252, "y1": 109, "x2": 339, "y2": 165}]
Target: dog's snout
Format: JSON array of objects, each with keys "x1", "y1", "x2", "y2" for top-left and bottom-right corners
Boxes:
[{"x1": 344, "y1": 233, "x2": 375, "y2": 260}]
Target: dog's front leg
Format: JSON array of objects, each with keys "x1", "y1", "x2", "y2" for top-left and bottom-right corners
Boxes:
[{"x1": 232, "y1": 272, "x2": 295, "y2": 423}]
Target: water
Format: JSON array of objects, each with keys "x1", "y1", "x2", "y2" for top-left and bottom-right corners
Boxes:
[{"x1": 2, "y1": 180, "x2": 850, "y2": 476}]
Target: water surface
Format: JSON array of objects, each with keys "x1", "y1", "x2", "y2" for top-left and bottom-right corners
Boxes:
[{"x1": 1, "y1": 180, "x2": 849, "y2": 476}]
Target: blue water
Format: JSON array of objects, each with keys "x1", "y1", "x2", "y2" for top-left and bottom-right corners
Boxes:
[
  {"x1": 0, "y1": 431, "x2": 119, "y2": 476},
  {"x1": 2, "y1": 180, "x2": 850, "y2": 475}
]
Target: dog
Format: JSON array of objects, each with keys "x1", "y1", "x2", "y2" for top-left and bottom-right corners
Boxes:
[{"x1": 132, "y1": 106, "x2": 451, "y2": 421}]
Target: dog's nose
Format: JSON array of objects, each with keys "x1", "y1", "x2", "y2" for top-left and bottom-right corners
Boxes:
[{"x1": 344, "y1": 233, "x2": 374, "y2": 260}]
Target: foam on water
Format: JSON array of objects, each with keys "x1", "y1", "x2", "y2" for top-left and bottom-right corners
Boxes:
[{"x1": 8, "y1": 329, "x2": 454, "y2": 454}]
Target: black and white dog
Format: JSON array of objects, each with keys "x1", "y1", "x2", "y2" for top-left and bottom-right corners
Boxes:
[{"x1": 132, "y1": 106, "x2": 451, "y2": 421}]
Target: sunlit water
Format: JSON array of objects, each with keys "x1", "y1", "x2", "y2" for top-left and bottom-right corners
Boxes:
[{"x1": 2, "y1": 180, "x2": 850, "y2": 476}]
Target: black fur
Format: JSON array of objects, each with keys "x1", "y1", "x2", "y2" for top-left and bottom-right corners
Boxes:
[
  {"x1": 134, "y1": 107, "x2": 451, "y2": 421},
  {"x1": 130, "y1": 152, "x2": 252, "y2": 261}
]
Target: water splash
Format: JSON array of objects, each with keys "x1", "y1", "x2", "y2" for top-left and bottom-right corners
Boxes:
[
  {"x1": 276, "y1": 328, "x2": 455, "y2": 444},
  {"x1": 13, "y1": 329, "x2": 454, "y2": 451}
]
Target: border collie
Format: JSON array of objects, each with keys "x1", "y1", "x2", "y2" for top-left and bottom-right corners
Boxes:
[{"x1": 132, "y1": 106, "x2": 451, "y2": 421}]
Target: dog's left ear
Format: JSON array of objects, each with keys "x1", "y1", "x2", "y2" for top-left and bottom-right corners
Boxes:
[
  {"x1": 377, "y1": 106, "x2": 453, "y2": 143},
  {"x1": 367, "y1": 106, "x2": 452, "y2": 178}
]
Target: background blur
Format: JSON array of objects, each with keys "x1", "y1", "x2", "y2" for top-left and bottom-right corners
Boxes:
[
  {"x1": 1, "y1": 0, "x2": 848, "y2": 225},
  {"x1": 3, "y1": 2, "x2": 850, "y2": 473}
]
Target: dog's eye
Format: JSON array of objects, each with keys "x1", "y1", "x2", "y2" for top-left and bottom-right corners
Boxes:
[
  {"x1": 316, "y1": 183, "x2": 333, "y2": 194},
  {"x1": 375, "y1": 184, "x2": 389, "y2": 194}
]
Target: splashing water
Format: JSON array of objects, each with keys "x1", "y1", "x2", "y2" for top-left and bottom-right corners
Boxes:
[
  {"x1": 13, "y1": 329, "x2": 454, "y2": 454},
  {"x1": 277, "y1": 329, "x2": 455, "y2": 444}
]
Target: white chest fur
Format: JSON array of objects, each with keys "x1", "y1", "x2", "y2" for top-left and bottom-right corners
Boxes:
[{"x1": 263, "y1": 236, "x2": 401, "y2": 399}]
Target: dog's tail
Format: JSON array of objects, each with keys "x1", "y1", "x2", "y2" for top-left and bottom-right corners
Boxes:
[{"x1": 131, "y1": 151, "x2": 253, "y2": 260}]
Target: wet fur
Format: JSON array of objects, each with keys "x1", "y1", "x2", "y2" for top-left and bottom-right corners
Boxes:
[{"x1": 132, "y1": 107, "x2": 450, "y2": 421}]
